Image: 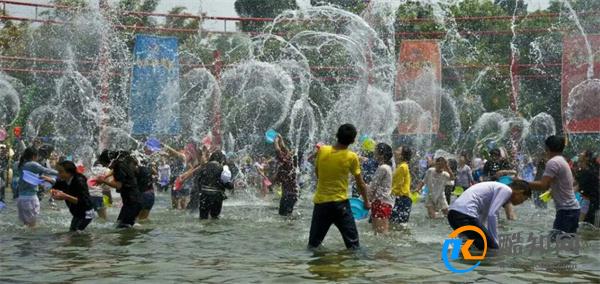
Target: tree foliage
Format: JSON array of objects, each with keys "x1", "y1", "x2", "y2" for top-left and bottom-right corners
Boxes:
[{"x1": 234, "y1": 0, "x2": 298, "y2": 32}]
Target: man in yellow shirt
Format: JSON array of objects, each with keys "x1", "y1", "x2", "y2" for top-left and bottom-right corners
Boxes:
[
  {"x1": 308, "y1": 124, "x2": 371, "y2": 250},
  {"x1": 390, "y1": 146, "x2": 413, "y2": 224}
]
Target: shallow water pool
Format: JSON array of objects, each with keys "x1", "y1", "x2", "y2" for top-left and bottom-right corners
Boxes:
[{"x1": 0, "y1": 190, "x2": 599, "y2": 283}]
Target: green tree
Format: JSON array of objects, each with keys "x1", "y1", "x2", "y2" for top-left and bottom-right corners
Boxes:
[
  {"x1": 234, "y1": 0, "x2": 298, "y2": 32},
  {"x1": 310, "y1": 0, "x2": 368, "y2": 14}
]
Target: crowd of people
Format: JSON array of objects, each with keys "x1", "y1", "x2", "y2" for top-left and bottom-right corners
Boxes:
[{"x1": 0, "y1": 124, "x2": 598, "y2": 253}]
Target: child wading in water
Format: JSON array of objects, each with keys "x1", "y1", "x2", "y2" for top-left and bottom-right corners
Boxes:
[
  {"x1": 274, "y1": 134, "x2": 298, "y2": 216},
  {"x1": 308, "y1": 124, "x2": 370, "y2": 250},
  {"x1": 390, "y1": 146, "x2": 412, "y2": 224},
  {"x1": 528, "y1": 136, "x2": 581, "y2": 240},
  {"x1": 368, "y1": 143, "x2": 394, "y2": 234},
  {"x1": 51, "y1": 161, "x2": 95, "y2": 232},
  {"x1": 417, "y1": 157, "x2": 454, "y2": 219},
  {"x1": 16, "y1": 147, "x2": 58, "y2": 228}
]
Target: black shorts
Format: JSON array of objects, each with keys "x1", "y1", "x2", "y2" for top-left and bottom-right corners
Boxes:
[
  {"x1": 199, "y1": 191, "x2": 225, "y2": 219},
  {"x1": 390, "y1": 196, "x2": 412, "y2": 224},
  {"x1": 141, "y1": 191, "x2": 155, "y2": 211},
  {"x1": 447, "y1": 210, "x2": 499, "y2": 250},
  {"x1": 70, "y1": 216, "x2": 92, "y2": 231},
  {"x1": 117, "y1": 201, "x2": 142, "y2": 228},
  {"x1": 308, "y1": 200, "x2": 360, "y2": 249},
  {"x1": 279, "y1": 194, "x2": 297, "y2": 216},
  {"x1": 91, "y1": 196, "x2": 104, "y2": 210}
]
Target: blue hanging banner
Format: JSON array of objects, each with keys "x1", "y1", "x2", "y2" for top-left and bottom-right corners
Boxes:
[{"x1": 131, "y1": 34, "x2": 180, "y2": 135}]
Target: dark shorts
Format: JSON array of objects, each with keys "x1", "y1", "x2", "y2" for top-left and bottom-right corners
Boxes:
[
  {"x1": 117, "y1": 201, "x2": 142, "y2": 228},
  {"x1": 141, "y1": 191, "x2": 155, "y2": 211},
  {"x1": 448, "y1": 210, "x2": 499, "y2": 250},
  {"x1": 553, "y1": 209, "x2": 580, "y2": 234},
  {"x1": 308, "y1": 200, "x2": 360, "y2": 249},
  {"x1": 70, "y1": 216, "x2": 92, "y2": 232},
  {"x1": 390, "y1": 196, "x2": 412, "y2": 224},
  {"x1": 91, "y1": 196, "x2": 104, "y2": 210},
  {"x1": 279, "y1": 194, "x2": 297, "y2": 216},
  {"x1": 187, "y1": 187, "x2": 201, "y2": 211},
  {"x1": 199, "y1": 191, "x2": 225, "y2": 219}
]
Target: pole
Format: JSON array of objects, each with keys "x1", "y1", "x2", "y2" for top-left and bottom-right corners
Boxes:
[
  {"x1": 211, "y1": 50, "x2": 222, "y2": 150},
  {"x1": 98, "y1": 0, "x2": 110, "y2": 150},
  {"x1": 510, "y1": 53, "x2": 520, "y2": 160}
]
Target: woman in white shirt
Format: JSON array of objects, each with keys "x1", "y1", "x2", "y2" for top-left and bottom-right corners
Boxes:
[{"x1": 368, "y1": 143, "x2": 394, "y2": 234}]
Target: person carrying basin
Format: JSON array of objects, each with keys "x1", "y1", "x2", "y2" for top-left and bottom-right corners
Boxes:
[{"x1": 15, "y1": 147, "x2": 58, "y2": 228}]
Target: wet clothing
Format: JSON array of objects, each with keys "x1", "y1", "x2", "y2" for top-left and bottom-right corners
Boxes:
[
  {"x1": 276, "y1": 152, "x2": 298, "y2": 196},
  {"x1": 54, "y1": 176, "x2": 94, "y2": 220},
  {"x1": 195, "y1": 161, "x2": 233, "y2": 219},
  {"x1": 455, "y1": 165, "x2": 473, "y2": 189},
  {"x1": 17, "y1": 195, "x2": 40, "y2": 225},
  {"x1": 137, "y1": 166, "x2": 155, "y2": 211},
  {"x1": 15, "y1": 161, "x2": 58, "y2": 225},
  {"x1": 390, "y1": 196, "x2": 412, "y2": 223},
  {"x1": 309, "y1": 145, "x2": 362, "y2": 249},
  {"x1": 390, "y1": 162, "x2": 412, "y2": 224},
  {"x1": 112, "y1": 160, "x2": 142, "y2": 228},
  {"x1": 483, "y1": 159, "x2": 510, "y2": 181},
  {"x1": 0, "y1": 153, "x2": 7, "y2": 202},
  {"x1": 543, "y1": 156, "x2": 580, "y2": 211},
  {"x1": 308, "y1": 200, "x2": 359, "y2": 249},
  {"x1": 575, "y1": 166, "x2": 599, "y2": 225},
  {"x1": 158, "y1": 164, "x2": 171, "y2": 188},
  {"x1": 17, "y1": 161, "x2": 58, "y2": 197},
  {"x1": 371, "y1": 200, "x2": 392, "y2": 219},
  {"x1": 279, "y1": 194, "x2": 297, "y2": 216},
  {"x1": 449, "y1": 182, "x2": 512, "y2": 244},
  {"x1": 368, "y1": 164, "x2": 394, "y2": 206},
  {"x1": 70, "y1": 216, "x2": 93, "y2": 231},
  {"x1": 423, "y1": 168, "x2": 452, "y2": 211},
  {"x1": 553, "y1": 209, "x2": 580, "y2": 236},
  {"x1": 313, "y1": 145, "x2": 361, "y2": 204},
  {"x1": 141, "y1": 191, "x2": 155, "y2": 210},
  {"x1": 54, "y1": 175, "x2": 95, "y2": 231},
  {"x1": 448, "y1": 210, "x2": 499, "y2": 250},
  {"x1": 391, "y1": 162, "x2": 411, "y2": 198}
]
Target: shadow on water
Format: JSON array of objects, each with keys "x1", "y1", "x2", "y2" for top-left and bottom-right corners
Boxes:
[
  {"x1": 113, "y1": 227, "x2": 152, "y2": 246},
  {"x1": 305, "y1": 249, "x2": 371, "y2": 281}
]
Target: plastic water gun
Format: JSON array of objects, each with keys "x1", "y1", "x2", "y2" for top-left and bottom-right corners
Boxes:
[{"x1": 539, "y1": 190, "x2": 552, "y2": 203}]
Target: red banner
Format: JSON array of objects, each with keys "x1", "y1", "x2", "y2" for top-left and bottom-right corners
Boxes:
[
  {"x1": 395, "y1": 40, "x2": 442, "y2": 134},
  {"x1": 562, "y1": 35, "x2": 600, "y2": 133}
]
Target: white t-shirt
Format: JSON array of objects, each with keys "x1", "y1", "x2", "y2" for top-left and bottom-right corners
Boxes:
[
  {"x1": 369, "y1": 164, "x2": 394, "y2": 205},
  {"x1": 543, "y1": 155, "x2": 579, "y2": 210},
  {"x1": 423, "y1": 168, "x2": 451, "y2": 202},
  {"x1": 449, "y1": 182, "x2": 512, "y2": 244}
]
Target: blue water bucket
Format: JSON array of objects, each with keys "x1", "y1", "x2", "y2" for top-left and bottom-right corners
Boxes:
[
  {"x1": 421, "y1": 186, "x2": 429, "y2": 199},
  {"x1": 349, "y1": 198, "x2": 369, "y2": 220},
  {"x1": 497, "y1": 176, "x2": 513, "y2": 185},
  {"x1": 146, "y1": 138, "x2": 162, "y2": 152},
  {"x1": 575, "y1": 192, "x2": 583, "y2": 204},
  {"x1": 41, "y1": 175, "x2": 56, "y2": 190},
  {"x1": 359, "y1": 134, "x2": 369, "y2": 144},
  {"x1": 22, "y1": 170, "x2": 43, "y2": 186},
  {"x1": 265, "y1": 129, "x2": 278, "y2": 144}
]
